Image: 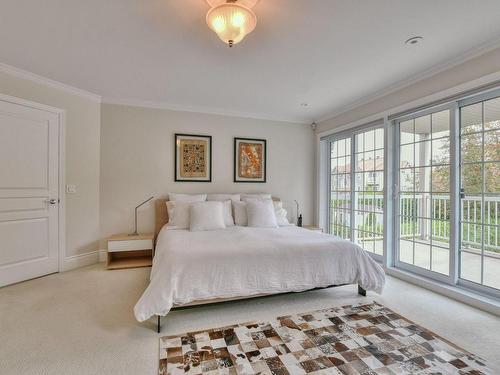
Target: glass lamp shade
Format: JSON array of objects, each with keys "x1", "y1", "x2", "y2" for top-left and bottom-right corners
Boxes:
[{"x1": 206, "y1": 3, "x2": 257, "y2": 47}]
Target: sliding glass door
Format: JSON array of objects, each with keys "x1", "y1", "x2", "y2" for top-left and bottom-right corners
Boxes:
[
  {"x1": 323, "y1": 86, "x2": 500, "y2": 296},
  {"x1": 459, "y1": 95, "x2": 500, "y2": 292},
  {"x1": 328, "y1": 125, "x2": 385, "y2": 259},
  {"x1": 395, "y1": 106, "x2": 453, "y2": 279},
  {"x1": 392, "y1": 90, "x2": 500, "y2": 295}
]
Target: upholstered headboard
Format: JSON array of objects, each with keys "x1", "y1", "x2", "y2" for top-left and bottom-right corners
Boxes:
[
  {"x1": 154, "y1": 198, "x2": 169, "y2": 242},
  {"x1": 154, "y1": 196, "x2": 281, "y2": 242}
]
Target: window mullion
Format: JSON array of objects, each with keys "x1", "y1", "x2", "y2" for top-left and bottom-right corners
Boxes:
[
  {"x1": 480, "y1": 102, "x2": 485, "y2": 285},
  {"x1": 450, "y1": 102, "x2": 460, "y2": 284},
  {"x1": 383, "y1": 117, "x2": 394, "y2": 268},
  {"x1": 350, "y1": 135, "x2": 355, "y2": 242},
  {"x1": 326, "y1": 141, "x2": 332, "y2": 234}
]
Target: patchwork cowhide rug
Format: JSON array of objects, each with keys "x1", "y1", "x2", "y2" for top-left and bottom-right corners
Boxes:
[{"x1": 159, "y1": 302, "x2": 492, "y2": 375}]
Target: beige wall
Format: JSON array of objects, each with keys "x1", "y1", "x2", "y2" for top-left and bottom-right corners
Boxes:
[
  {"x1": 0, "y1": 71, "x2": 101, "y2": 258},
  {"x1": 100, "y1": 104, "x2": 315, "y2": 242},
  {"x1": 318, "y1": 47, "x2": 500, "y2": 132}
]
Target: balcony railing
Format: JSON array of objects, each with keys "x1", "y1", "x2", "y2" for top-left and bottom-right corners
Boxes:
[{"x1": 330, "y1": 194, "x2": 500, "y2": 252}]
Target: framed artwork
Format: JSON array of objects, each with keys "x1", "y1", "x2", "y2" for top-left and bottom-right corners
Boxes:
[
  {"x1": 234, "y1": 137, "x2": 266, "y2": 183},
  {"x1": 175, "y1": 134, "x2": 212, "y2": 182}
]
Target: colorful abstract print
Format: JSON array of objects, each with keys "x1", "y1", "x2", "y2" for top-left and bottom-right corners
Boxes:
[
  {"x1": 180, "y1": 140, "x2": 207, "y2": 178},
  {"x1": 238, "y1": 142, "x2": 263, "y2": 179}
]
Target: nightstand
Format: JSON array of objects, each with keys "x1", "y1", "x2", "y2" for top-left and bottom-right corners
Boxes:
[
  {"x1": 107, "y1": 233, "x2": 154, "y2": 270},
  {"x1": 302, "y1": 225, "x2": 324, "y2": 233}
]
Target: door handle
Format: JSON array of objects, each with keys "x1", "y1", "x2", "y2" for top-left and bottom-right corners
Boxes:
[
  {"x1": 459, "y1": 188, "x2": 465, "y2": 199},
  {"x1": 47, "y1": 199, "x2": 58, "y2": 205}
]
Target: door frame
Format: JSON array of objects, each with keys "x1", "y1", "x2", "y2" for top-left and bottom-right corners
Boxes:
[{"x1": 0, "y1": 93, "x2": 66, "y2": 272}]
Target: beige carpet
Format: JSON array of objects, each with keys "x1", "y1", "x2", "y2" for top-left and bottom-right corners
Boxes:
[{"x1": 0, "y1": 263, "x2": 499, "y2": 375}]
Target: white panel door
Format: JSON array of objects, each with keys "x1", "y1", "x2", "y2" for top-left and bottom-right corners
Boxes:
[{"x1": 0, "y1": 99, "x2": 60, "y2": 287}]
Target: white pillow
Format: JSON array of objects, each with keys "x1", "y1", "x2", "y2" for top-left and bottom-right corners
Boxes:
[
  {"x1": 221, "y1": 200, "x2": 234, "y2": 227},
  {"x1": 207, "y1": 194, "x2": 240, "y2": 203},
  {"x1": 169, "y1": 193, "x2": 207, "y2": 202},
  {"x1": 246, "y1": 199, "x2": 278, "y2": 228},
  {"x1": 273, "y1": 201, "x2": 290, "y2": 226},
  {"x1": 189, "y1": 201, "x2": 226, "y2": 232},
  {"x1": 165, "y1": 201, "x2": 191, "y2": 229},
  {"x1": 241, "y1": 193, "x2": 272, "y2": 201},
  {"x1": 273, "y1": 200, "x2": 283, "y2": 210},
  {"x1": 233, "y1": 201, "x2": 248, "y2": 226}
]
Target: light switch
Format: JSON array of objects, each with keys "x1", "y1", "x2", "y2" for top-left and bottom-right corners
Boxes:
[{"x1": 66, "y1": 184, "x2": 77, "y2": 194}]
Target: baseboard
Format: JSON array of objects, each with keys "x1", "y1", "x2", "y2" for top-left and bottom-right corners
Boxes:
[
  {"x1": 61, "y1": 251, "x2": 100, "y2": 272},
  {"x1": 98, "y1": 250, "x2": 107, "y2": 263}
]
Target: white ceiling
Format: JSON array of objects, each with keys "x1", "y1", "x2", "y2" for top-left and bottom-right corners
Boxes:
[{"x1": 1, "y1": 0, "x2": 500, "y2": 123}]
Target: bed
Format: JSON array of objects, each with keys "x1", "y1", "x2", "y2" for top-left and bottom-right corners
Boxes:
[{"x1": 134, "y1": 198, "x2": 385, "y2": 331}]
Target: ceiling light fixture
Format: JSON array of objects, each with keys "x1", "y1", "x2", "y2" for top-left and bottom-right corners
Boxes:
[
  {"x1": 405, "y1": 36, "x2": 423, "y2": 46},
  {"x1": 206, "y1": 0, "x2": 258, "y2": 47}
]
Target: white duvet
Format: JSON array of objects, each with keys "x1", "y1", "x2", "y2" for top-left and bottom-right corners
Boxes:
[{"x1": 134, "y1": 226, "x2": 385, "y2": 322}]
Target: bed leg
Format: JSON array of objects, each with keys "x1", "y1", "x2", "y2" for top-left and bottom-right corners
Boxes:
[
  {"x1": 157, "y1": 315, "x2": 161, "y2": 333},
  {"x1": 358, "y1": 285, "x2": 367, "y2": 296}
]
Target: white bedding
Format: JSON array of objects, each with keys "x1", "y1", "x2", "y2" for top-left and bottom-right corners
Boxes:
[{"x1": 134, "y1": 226, "x2": 385, "y2": 322}]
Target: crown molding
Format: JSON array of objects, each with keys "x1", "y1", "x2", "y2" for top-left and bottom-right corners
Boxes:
[
  {"x1": 0, "y1": 61, "x2": 307, "y2": 123},
  {"x1": 318, "y1": 35, "x2": 500, "y2": 124},
  {"x1": 0, "y1": 62, "x2": 101, "y2": 102},
  {"x1": 102, "y1": 97, "x2": 310, "y2": 124}
]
